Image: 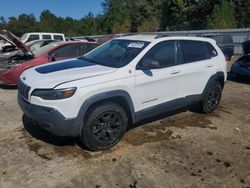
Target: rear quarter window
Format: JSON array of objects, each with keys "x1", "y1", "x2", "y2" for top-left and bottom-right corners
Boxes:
[
  {"x1": 205, "y1": 42, "x2": 218, "y2": 58},
  {"x1": 179, "y1": 40, "x2": 209, "y2": 64}
]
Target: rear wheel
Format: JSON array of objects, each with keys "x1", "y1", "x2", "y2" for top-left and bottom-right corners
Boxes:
[
  {"x1": 80, "y1": 102, "x2": 128, "y2": 151},
  {"x1": 199, "y1": 81, "x2": 222, "y2": 113}
]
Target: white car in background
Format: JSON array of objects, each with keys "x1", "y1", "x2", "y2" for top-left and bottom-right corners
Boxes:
[
  {"x1": 18, "y1": 34, "x2": 227, "y2": 151},
  {"x1": 21, "y1": 32, "x2": 65, "y2": 43}
]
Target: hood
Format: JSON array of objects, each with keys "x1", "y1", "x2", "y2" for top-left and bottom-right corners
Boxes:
[
  {"x1": 0, "y1": 30, "x2": 32, "y2": 55},
  {"x1": 20, "y1": 58, "x2": 117, "y2": 89},
  {"x1": 242, "y1": 40, "x2": 250, "y2": 55}
]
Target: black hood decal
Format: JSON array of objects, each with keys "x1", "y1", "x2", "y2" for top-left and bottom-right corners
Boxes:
[{"x1": 35, "y1": 59, "x2": 95, "y2": 74}]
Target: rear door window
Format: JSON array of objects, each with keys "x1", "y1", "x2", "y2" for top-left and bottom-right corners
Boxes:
[
  {"x1": 54, "y1": 35, "x2": 63, "y2": 41},
  {"x1": 26, "y1": 35, "x2": 39, "y2": 42},
  {"x1": 178, "y1": 40, "x2": 209, "y2": 64},
  {"x1": 42, "y1": 35, "x2": 52, "y2": 40}
]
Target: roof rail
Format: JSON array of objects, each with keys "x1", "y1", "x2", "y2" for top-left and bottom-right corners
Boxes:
[
  {"x1": 154, "y1": 34, "x2": 170, "y2": 39},
  {"x1": 120, "y1": 33, "x2": 139, "y2": 37}
]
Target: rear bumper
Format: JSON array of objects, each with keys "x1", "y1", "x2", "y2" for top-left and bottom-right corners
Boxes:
[{"x1": 18, "y1": 94, "x2": 80, "y2": 137}]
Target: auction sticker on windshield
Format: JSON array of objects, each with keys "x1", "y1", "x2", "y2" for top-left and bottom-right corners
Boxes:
[{"x1": 127, "y1": 42, "x2": 145, "y2": 48}]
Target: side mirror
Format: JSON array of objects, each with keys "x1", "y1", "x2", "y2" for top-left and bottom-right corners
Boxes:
[{"x1": 139, "y1": 59, "x2": 161, "y2": 70}]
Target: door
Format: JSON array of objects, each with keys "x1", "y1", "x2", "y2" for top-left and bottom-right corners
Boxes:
[
  {"x1": 176, "y1": 40, "x2": 217, "y2": 98},
  {"x1": 134, "y1": 40, "x2": 184, "y2": 112}
]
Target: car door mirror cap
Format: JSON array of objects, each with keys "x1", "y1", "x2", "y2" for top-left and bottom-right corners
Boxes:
[{"x1": 138, "y1": 59, "x2": 161, "y2": 70}]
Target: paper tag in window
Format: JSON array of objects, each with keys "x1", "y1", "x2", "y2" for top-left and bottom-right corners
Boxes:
[{"x1": 127, "y1": 42, "x2": 145, "y2": 48}]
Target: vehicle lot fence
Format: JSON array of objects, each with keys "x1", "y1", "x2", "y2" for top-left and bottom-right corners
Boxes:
[{"x1": 72, "y1": 28, "x2": 250, "y2": 56}]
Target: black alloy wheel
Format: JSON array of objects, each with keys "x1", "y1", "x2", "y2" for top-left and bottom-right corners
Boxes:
[
  {"x1": 92, "y1": 111, "x2": 123, "y2": 144},
  {"x1": 202, "y1": 81, "x2": 222, "y2": 113},
  {"x1": 80, "y1": 102, "x2": 128, "y2": 151}
]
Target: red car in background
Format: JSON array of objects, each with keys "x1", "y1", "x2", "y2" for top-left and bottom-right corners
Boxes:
[{"x1": 0, "y1": 31, "x2": 99, "y2": 85}]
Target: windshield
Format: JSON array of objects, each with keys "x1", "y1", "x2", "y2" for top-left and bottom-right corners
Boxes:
[
  {"x1": 80, "y1": 39, "x2": 150, "y2": 68},
  {"x1": 33, "y1": 43, "x2": 60, "y2": 57}
]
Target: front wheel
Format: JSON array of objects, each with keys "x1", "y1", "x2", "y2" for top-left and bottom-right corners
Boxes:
[
  {"x1": 200, "y1": 81, "x2": 222, "y2": 114},
  {"x1": 80, "y1": 102, "x2": 128, "y2": 151}
]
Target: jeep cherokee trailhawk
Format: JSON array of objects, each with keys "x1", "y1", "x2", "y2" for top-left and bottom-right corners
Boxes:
[{"x1": 18, "y1": 34, "x2": 227, "y2": 151}]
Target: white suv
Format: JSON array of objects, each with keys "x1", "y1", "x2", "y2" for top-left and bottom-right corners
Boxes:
[
  {"x1": 21, "y1": 32, "x2": 65, "y2": 43},
  {"x1": 17, "y1": 35, "x2": 227, "y2": 151}
]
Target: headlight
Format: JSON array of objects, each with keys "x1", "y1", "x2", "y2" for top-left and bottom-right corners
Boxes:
[{"x1": 32, "y1": 88, "x2": 77, "y2": 100}]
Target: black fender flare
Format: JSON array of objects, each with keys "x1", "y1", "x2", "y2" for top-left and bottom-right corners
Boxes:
[
  {"x1": 201, "y1": 71, "x2": 225, "y2": 98},
  {"x1": 74, "y1": 90, "x2": 135, "y2": 135}
]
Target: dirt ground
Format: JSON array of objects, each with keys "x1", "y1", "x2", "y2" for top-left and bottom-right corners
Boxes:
[{"x1": 0, "y1": 78, "x2": 249, "y2": 188}]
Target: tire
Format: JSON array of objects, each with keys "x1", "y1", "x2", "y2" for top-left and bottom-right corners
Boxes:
[
  {"x1": 80, "y1": 102, "x2": 128, "y2": 151},
  {"x1": 199, "y1": 81, "x2": 222, "y2": 114}
]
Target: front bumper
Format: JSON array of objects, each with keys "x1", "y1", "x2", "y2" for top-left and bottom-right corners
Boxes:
[{"x1": 18, "y1": 94, "x2": 80, "y2": 137}]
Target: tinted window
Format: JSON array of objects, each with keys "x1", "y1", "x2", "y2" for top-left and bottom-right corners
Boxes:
[
  {"x1": 179, "y1": 40, "x2": 208, "y2": 64},
  {"x1": 54, "y1": 35, "x2": 63, "y2": 41},
  {"x1": 52, "y1": 44, "x2": 86, "y2": 58},
  {"x1": 139, "y1": 41, "x2": 176, "y2": 68},
  {"x1": 85, "y1": 43, "x2": 99, "y2": 53},
  {"x1": 26, "y1": 35, "x2": 39, "y2": 42},
  {"x1": 205, "y1": 42, "x2": 218, "y2": 58},
  {"x1": 42, "y1": 35, "x2": 52, "y2": 39}
]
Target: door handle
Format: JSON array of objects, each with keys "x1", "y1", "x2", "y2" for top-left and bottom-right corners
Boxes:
[
  {"x1": 207, "y1": 64, "x2": 213, "y2": 68},
  {"x1": 170, "y1": 70, "x2": 180, "y2": 74}
]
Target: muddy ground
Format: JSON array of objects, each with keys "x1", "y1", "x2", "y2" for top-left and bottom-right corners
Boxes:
[{"x1": 0, "y1": 78, "x2": 249, "y2": 188}]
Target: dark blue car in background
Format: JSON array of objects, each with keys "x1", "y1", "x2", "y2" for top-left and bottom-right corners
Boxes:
[{"x1": 230, "y1": 40, "x2": 250, "y2": 78}]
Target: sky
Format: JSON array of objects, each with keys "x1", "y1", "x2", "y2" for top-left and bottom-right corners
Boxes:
[{"x1": 0, "y1": 0, "x2": 104, "y2": 20}]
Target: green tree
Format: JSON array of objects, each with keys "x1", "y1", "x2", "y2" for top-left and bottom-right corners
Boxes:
[
  {"x1": 129, "y1": 0, "x2": 161, "y2": 32},
  {"x1": 160, "y1": 0, "x2": 189, "y2": 31},
  {"x1": 39, "y1": 10, "x2": 59, "y2": 32},
  {"x1": 6, "y1": 14, "x2": 38, "y2": 36},
  {"x1": 79, "y1": 12, "x2": 98, "y2": 35},
  {"x1": 207, "y1": 0, "x2": 236, "y2": 29},
  {"x1": 102, "y1": 0, "x2": 131, "y2": 33},
  {"x1": 0, "y1": 16, "x2": 6, "y2": 30},
  {"x1": 233, "y1": 0, "x2": 250, "y2": 28},
  {"x1": 138, "y1": 16, "x2": 159, "y2": 32}
]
